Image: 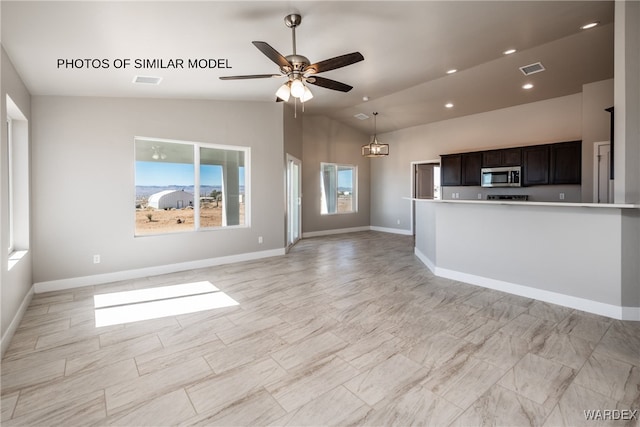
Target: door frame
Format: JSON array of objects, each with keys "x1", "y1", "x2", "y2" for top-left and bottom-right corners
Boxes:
[
  {"x1": 410, "y1": 159, "x2": 440, "y2": 236},
  {"x1": 593, "y1": 141, "x2": 612, "y2": 203},
  {"x1": 286, "y1": 154, "x2": 302, "y2": 252}
]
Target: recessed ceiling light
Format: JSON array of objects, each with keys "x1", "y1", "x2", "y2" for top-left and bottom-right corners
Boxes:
[
  {"x1": 522, "y1": 83, "x2": 534, "y2": 90},
  {"x1": 581, "y1": 21, "x2": 599, "y2": 30},
  {"x1": 133, "y1": 76, "x2": 162, "y2": 85},
  {"x1": 445, "y1": 103, "x2": 454, "y2": 108},
  {"x1": 362, "y1": 96, "x2": 369, "y2": 102},
  {"x1": 503, "y1": 49, "x2": 517, "y2": 55},
  {"x1": 446, "y1": 69, "x2": 457, "y2": 74}
]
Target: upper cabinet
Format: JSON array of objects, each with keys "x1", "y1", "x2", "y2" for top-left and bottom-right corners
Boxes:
[
  {"x1": 522, "y1": 145, "x2": 550, "y2": 186},
  {"x1": 462, "y1": 152, "x2": 482, "y2": 186},
  {"x1": 482, "y1": 148, "x2": 522, "y2": 167},
  {"x1": 441, "y1": 152, "x2": 482, "y2": 186},
  {"x1": 550, "y1": 141, "x2": 582, "y2": 184},
  {"x1": 441, "y1": 154, "x2": 462, "y2": 186},
  {"x1": 441, "y1": 140, "x2": 581, "y2": 187}
]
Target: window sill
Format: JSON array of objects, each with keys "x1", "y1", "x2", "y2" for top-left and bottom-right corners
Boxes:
[
  {"x1": 8, "y1": 250, "x2": 28, "y2": 271},
  {"x1": 320, "y1": 211, "x2": 358, "y2": 216}
]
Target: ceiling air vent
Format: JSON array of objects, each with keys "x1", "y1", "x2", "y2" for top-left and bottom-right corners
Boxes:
[
  {"x1": 519, "y1": 62, "x2": 545, "y2": 76},
  {"x1": 354, "y1": 113, "x2": 370, "y2": 120},
  {"x1": 133, "y1": 75, "x2": 162, "y2": 85}
]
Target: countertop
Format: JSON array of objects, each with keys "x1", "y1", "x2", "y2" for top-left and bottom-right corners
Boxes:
[{"x1": 405, "y1": 198, "x2": 640, "y2": 209}]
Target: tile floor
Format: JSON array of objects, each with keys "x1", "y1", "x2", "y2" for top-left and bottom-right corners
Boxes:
[{"x1": 1, "y1": 232, "x2": 638, "y2": 426}]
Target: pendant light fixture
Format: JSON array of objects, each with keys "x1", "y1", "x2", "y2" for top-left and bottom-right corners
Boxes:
[{"x1": 361, "y1": 112, "x2": 389, "y2": 157}]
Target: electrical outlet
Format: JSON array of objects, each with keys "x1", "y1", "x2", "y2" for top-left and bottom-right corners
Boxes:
[
  {"x1": 478, "y1": 193, "x2": 482, "y2": 199},
  {"x1": 93, "y1": 254, "x2": 100, "y2": 264},
  {"x1": 397, "y1": 219, "x2": 400, "y2": 225},
  {"x1": 559, "y1": 193, "x2": 565, "y2": 200},
  {"x1": 258, "y1": 236, "x2": 263, "y2": 244}
]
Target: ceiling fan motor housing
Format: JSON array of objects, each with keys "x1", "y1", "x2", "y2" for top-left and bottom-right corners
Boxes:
[
  {"x1": 285, "y1": 54, "x2": 310, "y2": 72},
  {"x1": 284, "y1": 14, "x2": 302, "y2": 28}
]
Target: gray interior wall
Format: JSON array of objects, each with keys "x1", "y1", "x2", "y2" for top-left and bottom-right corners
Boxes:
[
  {"x1": 1, "y1": 46, "x2": 33, "y2": 342},
  {"x1": 371, "y1": 93, "x2": 583, "y2": 232},
  {"x1": 31, "y1": 96, "x2": 284, "y2": 284},
  {"x1": 581, "y1": 79, "x2": 614, "y2": 202},
  {"x1": 282, "y1": 103, "x2": 303, "y2": 246},
  {"x1": 414, "y1": 201, "x2": 436, "y2": 266},
  {"x1": 621, "y1": 210, "x2": 640, "y2": 310},
  {"x1": 301, "y1": 115, "x2": 370, "y2": 233},
  {"x1": 283, "y1": 103, "x2": 303, "y2": 161},
  {"x1": 616, "y1": 1, "x2": 640, "y2": 311},
  {"x1": 434, "y1": 203, "x2": 623, "y2": 306},
  {"x1": 614, "y1": 0, "x2": 640, "y2": 205}
]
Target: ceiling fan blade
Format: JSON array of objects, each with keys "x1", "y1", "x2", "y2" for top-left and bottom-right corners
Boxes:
[
  {"x1": 305, "y1": 52, "x2": 364, "y2": 74},
  {"x1": 252, "y1": 41, "x2": 292, "y2": 70},
  {"x1": 219, "y1": 74, "x2": 282, "y2": 80},
  {"x1": 306, "y1": 76, "x2": 353, "y2": 92}
]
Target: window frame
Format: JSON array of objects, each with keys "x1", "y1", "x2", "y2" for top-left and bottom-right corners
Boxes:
[
  {"x1": 6, "y1": 116, "x2": 14, "y2": 253},
  {"x1": 320, "y1": 162, "x2": 358, "y2": 215},
  {"x1": 134, "y1": 136, "x2": 250, "y2": 236}
]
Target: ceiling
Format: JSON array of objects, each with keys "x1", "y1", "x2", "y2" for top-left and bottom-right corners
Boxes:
[{"x1": 1, "y1": 1, "x2": 614, "y2": 134}]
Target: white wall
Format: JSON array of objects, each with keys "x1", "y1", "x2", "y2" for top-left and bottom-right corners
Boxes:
[
  {"x1": 371, "y1": 94, "x2": 583, "y2": 231},
  {"x1": 31, "y1": 96, "x2": 285, "y2": 285},
  {"x1": 1, "y1": 47, "x2": 33, "y2": 354}
]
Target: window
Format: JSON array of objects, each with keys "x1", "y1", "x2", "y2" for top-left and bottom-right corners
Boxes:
[
  {"x1": 135, "y1": 137, "x2": 249, "y2": 236},
  {"x1": 7, "y1": 116, "x2": 14, "y2": 253},
  {"x1": 320, "y1": 163, "x2": 357, "y2": 214},
  {"x1": 6, "y1": 95, "x2": 29, "y2": 268}
]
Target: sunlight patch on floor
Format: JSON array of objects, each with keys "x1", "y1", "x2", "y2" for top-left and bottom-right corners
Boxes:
[{"x1": 94, "y1": 281, "x2": 238, "y2": 327}]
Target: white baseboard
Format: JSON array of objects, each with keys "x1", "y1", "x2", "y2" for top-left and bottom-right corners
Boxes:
[
  {"x1": 414, "y1": 247, "x2": 436, "y2": 274},
  {"x1": 369, "y1": 226, "x2": 413, "y2": 236},
  {"x1": 34, "y1": 248, "x2": 286, "y2": 294},
  {"x1": 302, "y1": 226, "x2": 412, "y2": 239},
  {"x1": 302, "y1": 226, "x2": 370, "y2": 238},
  {"x1": 413, "y1": 249, "x2": 638, "y2": 321},
  {"x1": 1, "y1": 285, "x2": 34, "y2": 359},
  {"x1": 621, "y1": 306, "x2": 640, "y2": 321}
]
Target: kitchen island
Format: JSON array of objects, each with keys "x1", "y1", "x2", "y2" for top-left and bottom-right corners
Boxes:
[{"x1": 413, "y1": 199, "x2": 640, "y2": 320}]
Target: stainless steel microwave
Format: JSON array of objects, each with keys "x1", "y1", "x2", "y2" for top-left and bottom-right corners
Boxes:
[{"x1": 481, "y1": 166, "x2": 521, "y2": 187}]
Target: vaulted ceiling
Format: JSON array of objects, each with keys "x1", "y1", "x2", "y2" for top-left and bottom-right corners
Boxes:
[{"x1": 1, "y1": 1, "x2": 614, "y2": 134}]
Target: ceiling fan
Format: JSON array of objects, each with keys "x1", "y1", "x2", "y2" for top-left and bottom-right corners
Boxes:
[{"x1": 220, "y1": 14, "x2": 364, "y2": 103}]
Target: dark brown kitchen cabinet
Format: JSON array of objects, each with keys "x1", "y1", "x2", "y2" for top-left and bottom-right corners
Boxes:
[
  {"x1": 441, "y1": 154, "x2": 462, "y2": 186},
  {"x1": 482, "y1": 148, "x2": 522, "y2": 167},
  {"x1": 502, "y1": 148, "x2": 522, "y2": 166},
  {"x1": 523, "y1": 145, "x2": 550, "y2": 186},
  {"x1": 461, "y1": 152, "x2": 482, "y2": 186},
  {"x1": 550, "y1": 141, "x2": 582, "y2": 184}
]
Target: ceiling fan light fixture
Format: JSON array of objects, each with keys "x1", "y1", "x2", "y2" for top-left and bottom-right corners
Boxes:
[
  {"x1": 300, "y1": 86, "x2": 314, "y2": 103},
  {"x1": 276, "y1": 82, "x2": 291, "y2": 101},
  {"x1": 290, "y1": 78, "x2": 305, "y2": 98}
]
